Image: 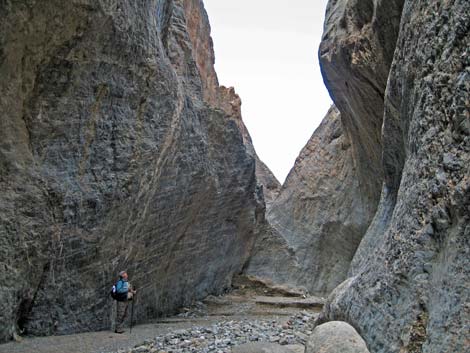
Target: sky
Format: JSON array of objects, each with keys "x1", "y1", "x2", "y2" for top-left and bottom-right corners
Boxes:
[{"x1": 204, "y1": 0, "x2": 332, "y2": 183}]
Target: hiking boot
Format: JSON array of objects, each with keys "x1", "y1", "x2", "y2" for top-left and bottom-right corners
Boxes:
[{"x1": 115, "y1": 329, "x2": 125, "y2": 334}]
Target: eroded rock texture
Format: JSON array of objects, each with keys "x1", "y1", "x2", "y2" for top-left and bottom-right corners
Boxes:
[
  {"x1": 246, "y1": 107, "x2": 371, "y2": 294},
  {"x1": 181, "y1": 0, "x2": 280, "y2": 205},
  {"x1": 319, "y1": 1, "x2": 470, "y2": 352},
  {"x1": 319, "y1": 0, "x2": 405, "y2": 206},
  {"x1": 0, "y1": 0, "x2": 264, "y2": 341},
  {"x1": 245, "y1": 0, "x2": 405, "y2": 295}
]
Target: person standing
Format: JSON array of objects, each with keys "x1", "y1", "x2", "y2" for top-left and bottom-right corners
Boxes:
[{"x1": 113, "y1": 270, "x2": 136, "y2": 333}]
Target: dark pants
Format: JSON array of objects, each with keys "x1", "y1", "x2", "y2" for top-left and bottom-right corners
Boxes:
[{"x1": 115, "y1": 300, "x2": 128, "y2": 331}]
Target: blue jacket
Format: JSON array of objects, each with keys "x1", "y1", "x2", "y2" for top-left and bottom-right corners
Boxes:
[{"x1": 116, "y1": 279, "x2": 129, "y2": 294}]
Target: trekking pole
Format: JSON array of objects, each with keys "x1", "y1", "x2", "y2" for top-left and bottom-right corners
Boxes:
[{"x1": 130, "y1": 286, "x2": 136, "y2": 334}]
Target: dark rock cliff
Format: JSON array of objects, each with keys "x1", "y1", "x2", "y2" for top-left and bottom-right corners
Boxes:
[
  {"x1": 0, "y1": 0, "x2": 265, "y2": 341},
  {"x1": 318, "y1": 1, "x2": 469, "y2": 352},
  {"x1": 319, "y1": 0, "x2": 405, "y2": 208},
  {"x1": 247, "y1": 1, "x2": 468, "y2": 351},
  {"x1": 245, "y1": 0, "x2": 404, "y2": 295}
]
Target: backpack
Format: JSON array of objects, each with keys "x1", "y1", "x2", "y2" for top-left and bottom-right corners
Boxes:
[{"x1": 110, "y1": 280, "x2": 127, "y2": 301}]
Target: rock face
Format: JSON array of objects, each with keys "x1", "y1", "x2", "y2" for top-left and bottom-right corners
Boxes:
[
  {"x1": 319, "y1": 0, "x2": 405, "y2": 207},
  {"x1": 318, "y1": 1, "x2": 470, "y2": 352},
  {"x1": 214, "y1": 85, "x2": 281, "y2": 207},
  {"x1": 306, "y1": 321, "x2": 370, "y2": 353},
  {"x1": 180, "y1": 0, "x2": 281, "y2": 206},
  {"x1": 245, "y1": 0, "x2": 406, "y2": 295},
  {"x1": 246, "y1": 107, "x2": 371, "y2": 294},
  {"x1": 0, "y1": 0, "x2": 266, "y2": 341}
]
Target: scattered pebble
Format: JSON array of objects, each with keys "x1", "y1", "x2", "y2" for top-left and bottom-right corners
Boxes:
[{"x1": 120, "y1": 312, "x2": 315, "y2": 353}]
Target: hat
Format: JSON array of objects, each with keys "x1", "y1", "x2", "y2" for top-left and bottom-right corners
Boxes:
[{"x1": 119, "y1": 271, "x2": 127, "y2": 277}]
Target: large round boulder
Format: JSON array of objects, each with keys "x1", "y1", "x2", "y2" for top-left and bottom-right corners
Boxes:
[{"x1": 306, "y1": 321, "x2": 369, "y2": 353}]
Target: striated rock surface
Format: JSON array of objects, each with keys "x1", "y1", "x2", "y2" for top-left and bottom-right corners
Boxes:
[
  {"x1": 180, "y1": 0, "x2": 281, "y2": 205},
  {"x1": 319, "y1": 0, "x2": 405, "y2": 207},
  {"x1": 0, "y1": 0, "x2": 265, "y2": 341},
  {"x1": 213, "y1": 84, "x2": 281, "y2": 207},
  {"x1": 318, "y1": 1, "x2": 470, "y2": 352},
  {"x1": 245, "y1": 0, "x2": 405, "y2": 295},
  {"x1": 306, "y1": 321, "x2": 370, "y2": 353},
  {"x1": 246, "y1": 107, "x2": 371, "y2": 294}
]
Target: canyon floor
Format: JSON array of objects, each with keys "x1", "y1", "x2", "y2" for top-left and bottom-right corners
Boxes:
[{"x1": 0, "y1": 278, "x2": 324, "y2": 353}]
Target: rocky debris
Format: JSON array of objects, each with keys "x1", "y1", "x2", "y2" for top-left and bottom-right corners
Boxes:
[
  {"x1": 0, "y1": 0, "x2": 266, "y2": 341},
  {"x1": 175, "y1": 302, "x2": 209, "y2": 319},
  {"x1": 253, "y1": 297, "x2": 324, "y2": 310},
  {"x1": 232, "y1": 343, "x2": 304, "y2": 353},
  {"x1": 123, "y1": 312, "x2": 316, "y2": 353},
  {"x1": 318, "y1": 0, "x2": 470, "y2": 352},
  {"x1": 200, "y1": 295, "x2": 323, "y2": 318},
  {"x1": 231, "y1": 275, "x2": 306, "y2": 298},
  {"x1": 175, "y1": 279, "x2": 323, "y2": 319},
  {"x1": 245, "y1": 107, "x2": 371, "y2": 295},
  {"x1": 305, "y1": 321, "x2": 369, "y2": 353}
]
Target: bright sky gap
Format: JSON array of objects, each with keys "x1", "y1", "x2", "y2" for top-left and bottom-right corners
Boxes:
[{"x1": 204, "y1": 0, "x2": 333, "y2": 183}]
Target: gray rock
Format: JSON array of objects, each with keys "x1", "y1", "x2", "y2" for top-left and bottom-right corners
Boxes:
[
  {"x1": 245, "y1": 107, "x2": 374, "y2": 295},
  {"x1": 305, "y1": 321, "x2": 369, "y2": 353},
  {"x1": 245, "y1": 0, "x2": 405, "y2": 296},
  {"x1": 0, "y1": 0, "x2": 264, "y2": 341},
  {"x1": 319, "y1": 1, "x2": 470, "y2": 352},
  {"x1": 319, "y1": 0, "x2": 405, "y2": 205},
  {"x1": 232, "y1": 343, "x2": 304, "y2": 353}
]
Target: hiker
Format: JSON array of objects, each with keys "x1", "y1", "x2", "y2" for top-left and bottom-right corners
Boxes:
[{"x1": 113, "y1": 270, "x2": 136, "y2": 333}]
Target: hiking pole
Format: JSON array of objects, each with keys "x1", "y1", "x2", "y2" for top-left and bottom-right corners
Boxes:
[{"x1": 130, "y1": 286, "x2": 136, "y2": 334}]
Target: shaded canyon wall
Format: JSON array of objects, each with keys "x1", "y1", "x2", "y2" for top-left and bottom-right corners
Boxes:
[
  {"x1": 245, "y1": 0, "x2": 404, "y2": 295},
  {"x1": 0, "y1": 0, "x2": 268, "y2": 341},
  {"x1": 318, "y1": 1, "x2": 469, "y2": 352}
]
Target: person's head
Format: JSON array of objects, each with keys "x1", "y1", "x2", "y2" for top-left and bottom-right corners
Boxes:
[{"x1": 119, "y1": 271, "x2": 128, "y2": 280}]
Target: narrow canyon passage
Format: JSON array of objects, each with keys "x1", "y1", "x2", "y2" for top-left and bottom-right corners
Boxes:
[
  {"x1": 0, "y1": 277, "x2": 326, "y2": 353},
  {"x1": 0, "y1": 0, "x2": 468, "y2": 352}
]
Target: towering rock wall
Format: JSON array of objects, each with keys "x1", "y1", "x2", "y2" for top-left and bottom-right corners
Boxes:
[
  {"x1": 245, "y1": 0, "x2": 404, "y2": 294},
  {"x1": 318, "y1": 1, "x2": 469, "y2": 352},
  {"x1": 0, "y1": 0, "x2": 264, "y2": 341},
  {"x1": 246, "y1": 107, "x2": 370, "y2": 294},
  {"x1": 181, "y1": 0, "x2": 281, "y2": 205},
  {"x1": 319, "y1": 0, "x2": 405, "y2": 207}
]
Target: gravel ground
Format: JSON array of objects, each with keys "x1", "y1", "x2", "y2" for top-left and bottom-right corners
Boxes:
[
  {"x1": 0, "y1": 282, "x2": 321, "y2": 353},
  {"x1": 122, "y1": 312, "x2": 315, "y2": 353}
]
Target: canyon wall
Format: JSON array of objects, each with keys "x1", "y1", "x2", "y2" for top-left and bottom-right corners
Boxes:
[
  {"x1": 246, "y1": 106, "x2": 370, "y2": 294},
  {"x1": 245, "y1": 0, "x2": 404, "y2": 295},
  {"x1": 318, "y1": 0, "x2": 469, "y2": 352},
  {"x1": 0, "y1": 0, "x2": 266, "y2": 341}
]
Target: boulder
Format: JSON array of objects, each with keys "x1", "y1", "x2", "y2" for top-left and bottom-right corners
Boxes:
[{"x1": 306, "y1": 321, "x2": 369, "y2": 353}]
